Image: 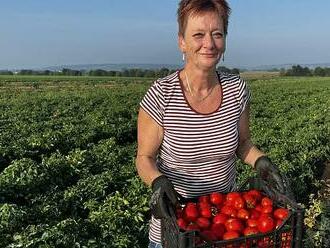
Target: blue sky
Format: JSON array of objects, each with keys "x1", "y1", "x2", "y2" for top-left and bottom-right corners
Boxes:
[{"x1": 1, "y1": 0, "x2": 330, "y2": 69}]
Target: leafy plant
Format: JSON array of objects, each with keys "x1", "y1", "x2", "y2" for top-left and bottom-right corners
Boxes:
[{"x1": 304, "y1": 180, "x2": 330, "y2": 247}]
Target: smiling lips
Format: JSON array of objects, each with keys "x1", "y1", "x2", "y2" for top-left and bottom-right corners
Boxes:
[{"x1": 200, "y1": 53, "x2": 218, "y2": 57}]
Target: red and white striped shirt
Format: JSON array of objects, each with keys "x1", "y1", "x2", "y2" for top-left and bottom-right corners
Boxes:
[{"x1": 140, "y1": 70, "x2": 251, "y2": 243}]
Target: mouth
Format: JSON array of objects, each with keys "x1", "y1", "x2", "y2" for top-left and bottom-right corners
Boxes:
[{"x1": 200, "y1": 53, "x2": 218, "y2": 58}]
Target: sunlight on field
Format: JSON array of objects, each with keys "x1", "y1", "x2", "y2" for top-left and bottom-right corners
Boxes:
[{"x1": 240, "y1": 71, "x2": 280, "y2": 80}]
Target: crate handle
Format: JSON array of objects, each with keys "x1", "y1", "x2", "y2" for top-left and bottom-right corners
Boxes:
[{"x1": 197, "y1": 232, "x2": 214, "y2": 245}]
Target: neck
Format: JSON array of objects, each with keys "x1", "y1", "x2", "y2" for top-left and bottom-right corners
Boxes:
[{"x1": 183, "y1": 65, "x2": 217, "y2": 91}]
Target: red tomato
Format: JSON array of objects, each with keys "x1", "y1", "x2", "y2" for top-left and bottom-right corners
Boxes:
[
  {"x1": 199, "y1": 206, "x2": 212, "y2": 218},
  {"x1": 177, "y1": 218, "x2": 187, "y2": 230},
  {"x1": 274, "y1": 208, "x2": 289, "y2": 220},
  {"x1": 261, "y1": 197, "x2": 273, "y2": 207},
  {"x1": 184, "y1": 203, "x2": 199, "y2": 222},
  {"x1": 257, "y1": 215, "x2": 275, "y2": 233},
  {"x1": 255, "y1": 204, "x2": 263, "y2": 212},
  {"x1": 247, "y1": 189, "x2": 262, "y2": 202},
  {"x1": 223, "y1": 230, "x2": 240, "y2": 240},
  {"x1": 249, "y1": 209, "x2": 261, "y2": 220},
  {"x1": 198, "y1": 201, "x2": 211, "y2": 210},
  {"x1": 196, "y1": 217, "x2": 211, "y2": 230},
  {"x1": 226, "y1": 192, "x2": 241, "y2": 206},
  {"x1": 213, "y1": 213, "x2": 228, "y2": 225},
  {"x1": 225, "y1": 218, "x2": 244, "y2": 233},
  {"x1": 237, "y1": 209, "x2": 250, "y2": 220},
  {"x1": 243, "y1": 226, "x2": 259, "y2": 236},
  {"x1": 186, "y1": 202, "x2": 195, "y2": 207},
  {"x1": 233, "y1": 197, "x2": 246, "y2": 210},
  {"x1": 246, "y1": 219, "x2": 258, "y2": 228},
  {"x1": 243, "y1": 193, "x2": 257, "y2": 208},
  {"x1": 186, "y1": 222, "x2": 200, "y2": 231},
  {"x1": 198, "y1": 195, "x2": 210, "y2": 203},
  {"x1": 220, "y1": 205, "x2": 237, "y2": 218},
  {"x1": 210, "y1": 223, "x2": 225, "y2": 240},
  {"x1": 210, "y1": 192, "x2": 224, "y2": 205},
  {"x1": 261, "y1": 205, "x2": 273, "y2": 214}
]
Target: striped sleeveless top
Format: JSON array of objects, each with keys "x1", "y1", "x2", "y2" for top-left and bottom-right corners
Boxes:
[{"x1": 139, "y1": 70, "x2": 251, "y2": 243}]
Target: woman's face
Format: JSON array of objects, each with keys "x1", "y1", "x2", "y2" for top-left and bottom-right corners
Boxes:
[{"x1": 179, "y1": 11, "x2": 225, "y2": 71}]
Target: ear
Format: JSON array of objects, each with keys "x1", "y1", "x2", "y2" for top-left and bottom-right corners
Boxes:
[{"x1": 178, "y1": 33, "x2": 186, "y2": 53}]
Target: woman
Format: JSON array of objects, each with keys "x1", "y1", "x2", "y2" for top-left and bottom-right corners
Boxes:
[{"x1": 136, "y1": 0, "x2": 286, "y2": 247}]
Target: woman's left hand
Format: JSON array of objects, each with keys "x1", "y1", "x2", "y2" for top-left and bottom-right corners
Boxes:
[{"x1": 255, "y1": 156, "x2": 285, "y2": 193}]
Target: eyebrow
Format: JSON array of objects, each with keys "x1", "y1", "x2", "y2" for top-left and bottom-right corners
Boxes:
[{"x1": 192, "y1": 29, "x2": 223, "y2": 33}]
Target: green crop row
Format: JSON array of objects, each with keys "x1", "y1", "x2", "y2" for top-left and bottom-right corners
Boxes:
[{"x1": 0, "y1": 76, "x2": 329, "y2": 247}]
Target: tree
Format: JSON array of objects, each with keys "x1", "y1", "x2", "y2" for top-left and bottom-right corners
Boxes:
[
  {"x1": 43, "y1": 70, "x2": 51, "y2": 75},
  {"x1": 19, "y1": 70, "x2": 33, "y2": 75},
  {"x1": 285, "y1": 65, "x2": 311, "y2": 76},
  {"x1": 217, "y1": 66, "x2": 239, "y2": 74},
  {"x1": 62, "y1": 68, "x2": 82, "y2": 76},
  {"x1": 325, "y1": 68, "x2": 330, "y2": 76},
  {"x1": 144, "y1": 70, "x2": 155, "y2": 78},
  {"x1": 122, "y1": 69, "x2": 129, "y2": 77},
  {"x1": 217, "y1": 66, "x2": 231, "y2": 73},
  {"x1": 158, "y1": 68, "x2": 170, "y2": 77},
  {"x1": 108, "y1": 71, "x2": 117, "y2": 77},
  {"x1": 0, "y1": 70, "x2": 13, "y2": 75},
  {"x1": 89, "y1": 69, "x2": 108, "y2": 76},
  {"x1": 231, "y1": 68, "x2": 240, "y2": 75},
  {"x1": 135, "y1": 69, "x2": 145, "y2": 78},
  {"x1": 314, "y1": 67, "x2": 326, "y2": 77}
]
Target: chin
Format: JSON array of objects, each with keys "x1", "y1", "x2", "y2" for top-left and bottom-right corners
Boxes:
[{"x1": 199, "y1": 60, "x2": 218, "y2": 70}]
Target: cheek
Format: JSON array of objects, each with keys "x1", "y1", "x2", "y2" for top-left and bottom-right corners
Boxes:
[
  {"x1": 186, "y1": 41, "x2": 202, "y2": 53},
  {"x1": 215, "y1": 40, "x2": 226, "y2": 51}
]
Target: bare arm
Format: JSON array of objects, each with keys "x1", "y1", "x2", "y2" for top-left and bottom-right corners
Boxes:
[
  {"x1": 135, "y1": 108, "x2": 164, "y2": 186},
  {"x1": 236, "y1": 104, "x2": 265, "y2": 168}
]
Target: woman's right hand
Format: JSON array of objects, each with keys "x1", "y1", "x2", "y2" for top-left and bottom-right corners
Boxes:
[{"x1": 150, "y1": 175, "x2": 179, "y2": 219}]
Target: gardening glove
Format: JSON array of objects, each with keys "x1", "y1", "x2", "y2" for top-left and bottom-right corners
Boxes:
[
  {"x1": 255, "y1": 156, "x2": 285, "y2": 195},
  {"x1": 150, "y1": 175, "x2": 179, "y2": 219}
]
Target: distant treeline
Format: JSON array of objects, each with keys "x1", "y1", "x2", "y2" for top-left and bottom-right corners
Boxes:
[
  {"x1": 0, "y1": 66, "x2": 240, "y2": 77},
  {"x1": 280, "y1": 65, "x2": 330, "y2": 77},
  {"x1": 1, "y1": 65, "x2": 329, "y2": 77}
]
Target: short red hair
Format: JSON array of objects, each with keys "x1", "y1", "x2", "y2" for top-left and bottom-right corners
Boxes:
[{"x1": 177, "y1": 0, "x2": 231, "y2": 36}]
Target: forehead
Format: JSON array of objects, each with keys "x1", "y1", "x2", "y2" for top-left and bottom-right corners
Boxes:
[{"x1": 186, "y1": 11, "x2": 223, "y2": 31}]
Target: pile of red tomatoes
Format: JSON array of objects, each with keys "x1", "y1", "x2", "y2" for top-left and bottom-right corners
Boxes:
[{"x1": 175, "y1": 189, "x2": 290, "y2": 242}]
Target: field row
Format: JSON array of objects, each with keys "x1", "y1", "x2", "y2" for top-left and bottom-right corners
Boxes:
[{"x1": 0, "y1": 76, "x2": 329, "y2": 247}]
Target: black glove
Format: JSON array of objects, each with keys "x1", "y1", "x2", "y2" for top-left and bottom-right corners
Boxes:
[
  {"x1": 255, "y1": 156, "x2": 285, "y2": 194},
  {"x1": 150, "y1": 175, "x2": 179, "y2": 219}
]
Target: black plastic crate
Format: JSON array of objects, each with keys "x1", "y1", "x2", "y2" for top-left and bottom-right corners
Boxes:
[{"x1": 161, "y1": 177, "x2": 304, "y2": 248}]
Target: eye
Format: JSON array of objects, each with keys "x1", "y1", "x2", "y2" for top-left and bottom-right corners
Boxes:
[
  {"x1": 212, "y1": 32, "x2": 224, "y2": 39},
  {"x1": 193, "y1": 33, "x2": 204, "y2": 38}
]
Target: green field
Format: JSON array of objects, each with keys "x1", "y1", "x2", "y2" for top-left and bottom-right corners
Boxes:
[{"x1": 0, "y1": 75, "x2": 329, "y2": 247}]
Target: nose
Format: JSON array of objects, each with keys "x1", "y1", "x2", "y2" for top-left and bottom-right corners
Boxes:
[{"x1": 203, "y1": 34, "x2": 215, "y2": 49}]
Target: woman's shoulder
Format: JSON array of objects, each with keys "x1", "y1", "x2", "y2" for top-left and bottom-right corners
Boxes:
[
  {"x1": 151, "y1": 70, "x2": 180, "y2": 94},
  {"x1": 217, "y1": 71, "x2": 243, "y2": 85},
  {"x1": 155, "y1": 70, "x2": 180, "y2": 85}
]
